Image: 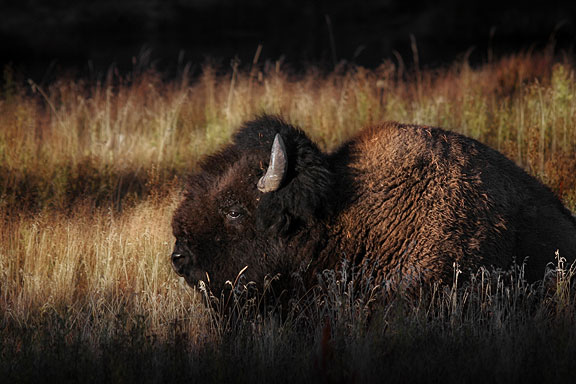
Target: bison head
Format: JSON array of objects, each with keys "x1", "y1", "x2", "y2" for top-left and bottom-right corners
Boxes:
[{"x1": 171, "y1": 116, "x2": 336, "y2": 294}]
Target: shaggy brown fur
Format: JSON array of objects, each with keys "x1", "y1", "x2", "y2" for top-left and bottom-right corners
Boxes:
[{"x1": 171, "y1": 115, "x2": 576, "y2": 294}]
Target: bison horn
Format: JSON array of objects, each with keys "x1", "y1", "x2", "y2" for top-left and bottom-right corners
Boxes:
[{"x1": 258, "y1": 134, "x2": 288, "y2": 192}]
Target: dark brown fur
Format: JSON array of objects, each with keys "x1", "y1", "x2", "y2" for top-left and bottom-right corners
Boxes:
[{"x1": 171, "y1": 115, "x2": 576, "y2": 294}]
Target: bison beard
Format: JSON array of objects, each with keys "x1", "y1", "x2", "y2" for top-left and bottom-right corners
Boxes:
[{"x1": 171, "y1": 115, "x2": 576, "y2": 297}]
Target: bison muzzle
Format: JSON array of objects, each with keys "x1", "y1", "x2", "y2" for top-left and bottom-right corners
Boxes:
[{"x1": 171, "y1": 115, "x2": 576, "y2": 294}]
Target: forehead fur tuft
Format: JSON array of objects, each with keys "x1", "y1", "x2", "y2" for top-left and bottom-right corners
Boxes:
[{"x1": 233, "y1": 114, "x2": 312, "y2": 153}]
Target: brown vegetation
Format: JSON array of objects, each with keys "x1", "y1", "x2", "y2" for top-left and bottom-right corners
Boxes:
[{"x1": 2, "y1": 51, "x2": 576, "y2": 383}]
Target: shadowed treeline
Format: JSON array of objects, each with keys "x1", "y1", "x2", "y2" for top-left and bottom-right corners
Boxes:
[{"x1": 1, "y1": 0, "x2": 574, "y2": 76}]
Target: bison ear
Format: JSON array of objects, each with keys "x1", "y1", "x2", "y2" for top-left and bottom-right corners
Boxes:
[{"x1": 256, "y1": 132, "x2": 335, "y2": 235}]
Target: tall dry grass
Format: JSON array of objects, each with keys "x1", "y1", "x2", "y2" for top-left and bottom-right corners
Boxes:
[
  {"x1": 2, "y1": 51, "x2": 576, "y2": 382},
  {"x1": 1, "y1": 51, "x2": 575, "y2": 211},
  {"x1": 1, "y1": 194, "x2": 209, "y2": 340}
]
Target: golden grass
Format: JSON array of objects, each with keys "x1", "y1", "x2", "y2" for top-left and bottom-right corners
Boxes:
[
  {"x1": 1, "y1": 195, "x2": 211, "y2": 346},
  {"x1": 1, "y1": 51, "x2": 575, "y2": 210}
]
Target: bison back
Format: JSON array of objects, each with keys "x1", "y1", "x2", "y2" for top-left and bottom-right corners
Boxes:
[{"x1": 328, "y1": 122, "x2": 576, "y2": 285}]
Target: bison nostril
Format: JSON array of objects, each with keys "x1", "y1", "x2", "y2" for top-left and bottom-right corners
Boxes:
[{"x1": 171, "y1": 253, "x2": 183, "y2": 262}]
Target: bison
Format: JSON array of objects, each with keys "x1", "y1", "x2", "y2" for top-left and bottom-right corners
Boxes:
[{"x1": 171, "y1": 115, "x2": 576, "y2": 294}]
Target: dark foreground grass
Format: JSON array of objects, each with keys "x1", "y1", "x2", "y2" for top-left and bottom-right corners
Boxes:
[{"x1": 3, "y1": 260, "x2": 576, "y2": 384}]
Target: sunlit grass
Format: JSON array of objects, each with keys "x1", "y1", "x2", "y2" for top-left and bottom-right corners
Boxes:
[
  {"x1": 1, "y1": 51, "x2": 575, "y2": 211},
  {"x1": 0, "y1": 194, "x2": 209, "y2": 342}
]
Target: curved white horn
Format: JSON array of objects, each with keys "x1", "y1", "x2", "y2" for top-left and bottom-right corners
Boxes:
[{"x1": 257, "y1": 134, "x2": 288, "y2": 192}]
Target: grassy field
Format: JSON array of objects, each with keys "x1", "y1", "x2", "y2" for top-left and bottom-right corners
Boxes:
[{"x1": 2, "y1": 51, "x2": 576, "y2": 383}]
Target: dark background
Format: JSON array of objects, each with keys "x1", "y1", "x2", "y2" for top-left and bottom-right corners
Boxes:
[{"x1": 1, "y1": 0, "x2": 575, "y2": 77}]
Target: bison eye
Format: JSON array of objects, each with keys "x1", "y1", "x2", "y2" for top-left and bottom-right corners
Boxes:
[{"x1": 226, "y1": 209, "x2": 243, "y2": 220}]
